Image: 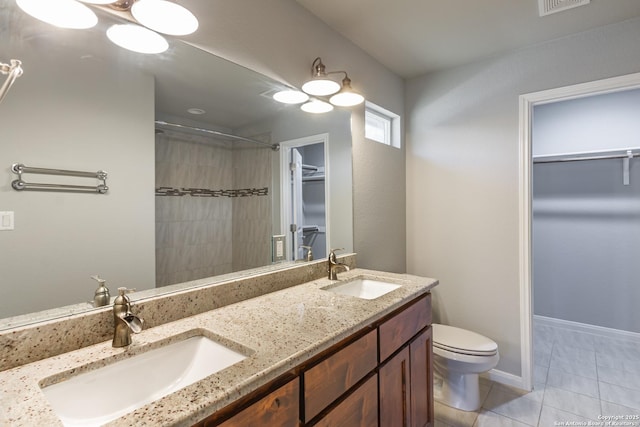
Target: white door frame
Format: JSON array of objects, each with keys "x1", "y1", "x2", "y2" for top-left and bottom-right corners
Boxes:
[
  {"x1": 518, "y1": 72, "x2": 640, "y2": 391},
  {"x1": 279, "y1": 133, "x2": 330, "y2": 262}
]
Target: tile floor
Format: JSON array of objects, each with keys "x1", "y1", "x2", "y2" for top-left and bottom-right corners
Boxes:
[{"x1": 434, "y1": 320, "x2": 640, "y2": 426}]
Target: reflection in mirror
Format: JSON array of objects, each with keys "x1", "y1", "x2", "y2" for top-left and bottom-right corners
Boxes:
[{"x1": 0, "y1": 1, "x2": 353, "y2": 330}]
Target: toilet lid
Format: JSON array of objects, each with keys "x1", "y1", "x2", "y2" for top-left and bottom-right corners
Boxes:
[{"x1": 433, "y1": 324, "x2": 498, "y2": 356}]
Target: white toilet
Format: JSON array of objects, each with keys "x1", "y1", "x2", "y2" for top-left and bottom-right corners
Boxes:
[{"x1": 432, "y1": 323, "x2": 499, "y2": 411}]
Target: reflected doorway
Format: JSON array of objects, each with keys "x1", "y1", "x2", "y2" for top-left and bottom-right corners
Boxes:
[{"x1": 280, "y1": 134, "x2": 329, "y2": 262}]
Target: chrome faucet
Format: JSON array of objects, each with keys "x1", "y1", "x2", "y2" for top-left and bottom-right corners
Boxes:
[
  {"x1": 328, "y1": 248, "x2": 350, "y2": 280},
  {"x1": 112, "y1": 287, "x2": 143, "y2": 348}
]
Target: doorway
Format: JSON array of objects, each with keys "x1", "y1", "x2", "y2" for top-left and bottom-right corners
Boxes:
[
  {"x1": 280, "y1": 134, "x2": 329, "y2": 262},
  {"x1": 519, "y1": 72, "x2": 640, "y2": 391}
]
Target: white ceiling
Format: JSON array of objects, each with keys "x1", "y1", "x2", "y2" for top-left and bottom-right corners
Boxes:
[{"x1": 295, "y1": 0, "x2": 640, "y2": 78}]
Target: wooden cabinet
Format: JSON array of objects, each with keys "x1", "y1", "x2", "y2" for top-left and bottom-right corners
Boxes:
[
  {"x1": 304, "y1": 329, "x2": 378, "y2": 422},
  {"x1": 379, "y1": 346, "x2": 411, "y2": 427},
  {"x1": 193, "y1": 293, "x2": 432, "y2": 427},
  {"x1": 198, "y1": 378, "x2": 299, "y2": 427},
  {"x1": 379, "y1": 296, "x2": 433, "y2": 427},
  {"x1": 379, "y1": 295, "x2": 431, "y2": 361},
  {"x1": 314, "y1": 374, "x2": 378, "y2": 427},
  {"x1": 410, "y1": 328, "x2": 434, "y2": 427}
]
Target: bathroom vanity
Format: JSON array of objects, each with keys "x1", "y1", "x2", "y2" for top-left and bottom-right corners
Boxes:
[
  {"x1": 198, "y1": 293, "x2": 433, "y2": 427},
  {"x1": 0, "y1": 265, "x2": 437, "y2": 426}
]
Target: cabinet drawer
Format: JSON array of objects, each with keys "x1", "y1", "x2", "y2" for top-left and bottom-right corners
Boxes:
[
  {"x1": 315, "y1": 374, "x2": 378, "y2": 427},
  {"x1": 304, "y1": 329, "x2": 378, "y2": 422},
  {"x1": 379, "y1": 294, "x2": 431, "y2": 362},
  {"x1": 214, "y1": 378, "x2": 299, "y2": 427}
]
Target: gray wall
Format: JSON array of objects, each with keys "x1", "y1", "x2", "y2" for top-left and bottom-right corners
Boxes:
[
  {"x1": 353, "y1": 105, "x2": 407, "y2": 273},
  {"x1": 0, "y1": 47, "x2": 155, "y2": 318},
  {"x1": 532, "y1": 90, "x2": 640, "y2": 333},
  {"x1": 406, "y1": 17, "x2": 640, "y2": 377}
]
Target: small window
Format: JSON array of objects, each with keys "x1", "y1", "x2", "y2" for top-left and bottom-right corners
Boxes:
[{"x1": 365, "y1": 101, "x2": 401, "y2": 148}]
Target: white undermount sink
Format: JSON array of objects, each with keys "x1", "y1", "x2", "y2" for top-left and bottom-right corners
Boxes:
[
  {"x1": 41, "y1": 335, "x2": 248, "y2": 427},
  {"x1": 324, "y1": 278, "x2": 402, "y2": 300}
]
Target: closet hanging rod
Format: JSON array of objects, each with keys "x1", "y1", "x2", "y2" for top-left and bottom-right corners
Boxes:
[
  {"x1": 533, "y1": 152, "x2": 639, "y2": 164},
  {"x1": 155, "y1": 121, "x2": 280, "y2": 151}
]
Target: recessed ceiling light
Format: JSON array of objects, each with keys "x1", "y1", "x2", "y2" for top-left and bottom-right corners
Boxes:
[
  {"x1": 187, "y1": 108, "x2": 206, "y2": 115},
  {"x1": 301, "y1": 100, "x2": 334, "y2": 114},
  {"x1": 131, "y1": 0, "x2": 199, "y2": 36},
  {"x1": 17, "y1": 0, "x2": 98, "y2": 29},
  {"x1": 106, "y1": 24, "x2": 169, "y2": 54},
  {"x1": 273, "y1": 90, "x2": 309, "y2": 104}
]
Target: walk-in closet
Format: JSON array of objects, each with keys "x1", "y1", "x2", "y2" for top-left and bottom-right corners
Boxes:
[{"x1": 532, "y1": 88, "x2": 640, "y2": 335}]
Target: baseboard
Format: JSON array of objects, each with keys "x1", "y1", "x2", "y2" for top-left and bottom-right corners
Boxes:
[
  {"x1": 534, "y1": 315, "x2": 640, "y2": 343},
  {"x1": 482, "y1": 369, "x2": 529, "y2": 391}
]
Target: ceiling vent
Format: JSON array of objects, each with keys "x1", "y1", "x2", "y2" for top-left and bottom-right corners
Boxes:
[{"x1": 538, "y1": 0, "x2": 590, "y2": 16}]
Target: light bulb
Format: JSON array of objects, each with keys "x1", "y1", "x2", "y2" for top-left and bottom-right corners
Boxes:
[
  {"x1": 78, "y1": 0, "x2": 117, "y2": 4},
  {"x1": 301, "y1": 100, "x2": 334, "y2": 114},
  {"x1": 301, "y1": 78, "x2": 341, "y2": 97},
  {"x1": 273, "y1": 90, "x2": 309, "y2": 104},
  {"x1": 330, "y1": 91, "x2": 364, "y2": 107},
  {"x1": 106, "y1": 24, "x2": 169, "y2": 54},
  {"x1": 17, "y1": 0, "x2": 98, "y2": 29},
  {"x1": 131, "y1": 0, "x2": 199, "y2": 36}
]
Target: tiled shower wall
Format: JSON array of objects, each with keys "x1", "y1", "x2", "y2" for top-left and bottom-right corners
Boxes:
[
  {"x1": 232, "y1": 143, "x2": 272, "y2": 271},
  {"x1": 155, "y1": 130, "x2": 271, "y2": 287}
]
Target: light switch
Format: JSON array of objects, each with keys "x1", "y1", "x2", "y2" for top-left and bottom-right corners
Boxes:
[
  {"x1": 272, "y1": 235, "x2": 286, "y2": 262},
  {"x1": 0, "y1": 211, "x2": 14, "y2": 231}
]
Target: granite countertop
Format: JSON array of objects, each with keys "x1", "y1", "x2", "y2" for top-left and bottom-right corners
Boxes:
[{"x1": 0, "y1": 268, "x2": 438, "y2": 426}]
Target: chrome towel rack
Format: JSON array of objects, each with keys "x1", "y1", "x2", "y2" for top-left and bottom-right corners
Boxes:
[{"x1": 11, "y1": 163, "x2": 108, "y2": 194}]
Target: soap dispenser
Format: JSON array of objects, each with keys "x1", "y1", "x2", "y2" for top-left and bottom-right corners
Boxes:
[
  {"x1": 301, "y1": 245, "x2": 314, "y2": 261},
  {"x1": 91, "y1": 275, "x2": 111, "y2": 307}
]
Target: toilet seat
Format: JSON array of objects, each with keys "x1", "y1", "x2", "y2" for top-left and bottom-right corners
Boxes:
[{"x1": 433, "y1": 324, "x2": 497, "y2": 357}]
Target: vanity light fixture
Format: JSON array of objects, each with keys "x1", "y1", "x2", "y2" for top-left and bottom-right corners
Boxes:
[
  {"x1": 106, "y1": 23, "x2": 169, "y2": 54},
  {"x1": 17, "y1": 0, "x2": 98, "y2": 29},
  {"x1": 301, "y1": 57, "x2": 341, "y2": 96},
  {"x1": 18, "y1": 0, "x2": 198, "y2": 54},
  {"x1": 297, "y1": 57, "x2": 365, "y2": 111},
  {"x1": 272, "y1": 89, "x2": 309, "y2": 104},
  {"x1": 301, "y1": 99, "x2": 334, "y2": 114}
]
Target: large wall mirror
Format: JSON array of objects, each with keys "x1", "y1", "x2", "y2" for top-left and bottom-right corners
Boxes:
[{"x1": 0, "y1": 1, "x2": 353, "y2": 329}]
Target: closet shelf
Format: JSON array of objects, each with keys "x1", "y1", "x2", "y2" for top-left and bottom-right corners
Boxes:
[
  {"x1": 533, "y1": 148, "x2": 640, "y2": 164},
  {"x1": 533, "y1": 148, "x2": 639, "y2": 186}
]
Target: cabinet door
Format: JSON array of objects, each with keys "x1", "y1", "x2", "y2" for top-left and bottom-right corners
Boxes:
[
  {"x1": 410, "y1": 327, "x2": 434, "y2": 427},
  {"x1": 215, "y1": 378, "x2": 299, "y2": 427},
  {"x1": 379, "y1": 346, "x2": 411, "y2": 427},
  {"x1": 304, "y1": 330, "x2": 377, "y2": 421},
  {"x1": 315, "y1": 374, "x2": 378, "y2": 427}
]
